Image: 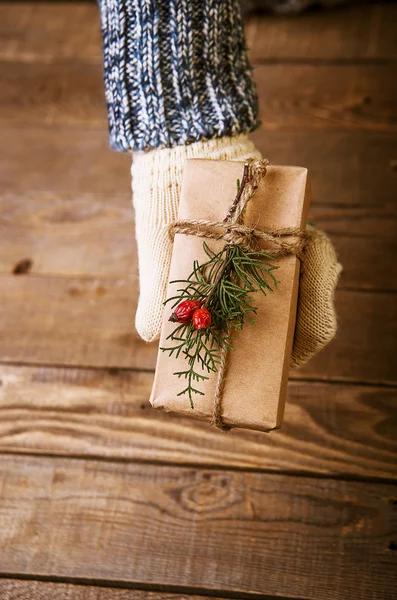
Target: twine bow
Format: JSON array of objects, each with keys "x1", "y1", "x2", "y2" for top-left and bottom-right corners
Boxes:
[{"x1": 169, "y1": 159, "x2": 308, "y2": 431}]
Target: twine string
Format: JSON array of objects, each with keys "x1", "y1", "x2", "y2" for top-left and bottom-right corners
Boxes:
[
  {"x1": 169, "y1": 220, "x2": 308, "y2": 257},
  {"x1": 212, "y1": 323, "x2": 232, "y2": 432},
  {"x1": 169, "y1": 159, "x2": 307, "y2": 431}
]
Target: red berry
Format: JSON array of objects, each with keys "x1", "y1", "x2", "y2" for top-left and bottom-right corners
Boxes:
[
  {"x1": 192, "y1": 307, "x2": 212, "y2": 330},
  {"x1": 169, "y1": 299, "x2": 201, "y2": 323}
]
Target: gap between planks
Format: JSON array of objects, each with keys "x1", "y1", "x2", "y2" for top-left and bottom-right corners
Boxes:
[
  {"x1": 1, "y1": 449, "x2": 396, "y2": 487},
  {"x1": 1, "y1": 61, "x2": 396, "y2": 133},
  {"x1": 2, "y1": 128, "x2": 396, "y2": 207},
  {"x1": 1, "y1": 3, "x2": 396, "y2": 63},
  {"x1": 0, "y1": 564, "x2": 391, "y2": 600},
  {"x1": 2, "y1": 359, "x2": 397, "y2": 387},
  {"x1": 0, "y1": 364, "x2": 396, "y2": 481},
  {"x1": 0, "y1": 576, "x2": 307, "y2": 600},
  {"x1": 1, "y1": 190, "x2": 396, "y2": 289},
  {"x1": 0, "y1": 454, "x2": 396, "y2": 600},
  {"x1": 0, "y1": 282, "x2": 395, "y2": 385}
]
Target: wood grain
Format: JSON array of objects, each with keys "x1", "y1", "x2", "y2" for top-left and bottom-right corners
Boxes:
[
  {"x1": 0, "y1": 191, "x2": 136, "y2": 279},
  {"x1": 0, "y1": 3, "x2": 101, "y2": 62},
  {"x1": 0, "y1": 275, "x2": 155, "y2": 371},
  {"x1": 1, "y1": 3, "x2": 396, "y2": 64},
  {"x1": 309, "y1": 204, "x2": 397, "y2": 238},
  {"x1": 1, "y1": 62, "x2": 396, "y2": 132},
  {"x1": 0, "y1": 61, "x2": 106, "y2": 127},
  {"x1": 331, "y1": 235, "x2": 397, "y2": 291},
  {"x1": 254, "y1": 64, "x2": 397, "y2": 132},
  {"x1": 0, "y1": 580, "x2": 225, "y2": 600},
  {"x1": 2, "y1": 128, "x2": 395, "y2": 208},
  {"x1": 1, "y1": 190, "x2": 395, "y2": 291},
  {"x1": 295, "y1": 290, "x2": 397, "y2": 385},
  {"x1": 0, "y1": 127, "x2": 131, "y2": 197},
  {"x1": 1, "y1": 455, "x2": 396, "y2": 600},
  {"x1": 0, "y1": 365, "x2": 396, "y2": 479},
  {"x1": 251, "y1": 130, "x2": 397, "y2": 208},
  {"x1": 246, "y1": 3, "x2": 397, "y2": 62},
  {"x1": 0, "y1": 277, "x2": 396, "y2": 384}
]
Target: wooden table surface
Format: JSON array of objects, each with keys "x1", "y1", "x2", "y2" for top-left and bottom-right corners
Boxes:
[{"x1": 0, "y1": 2, "x2": 396, "y2": 599}]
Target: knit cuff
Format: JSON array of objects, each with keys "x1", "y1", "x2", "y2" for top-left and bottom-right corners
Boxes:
[{"x1": 99, "y1": 0, "x2": 259, "y2": 152}]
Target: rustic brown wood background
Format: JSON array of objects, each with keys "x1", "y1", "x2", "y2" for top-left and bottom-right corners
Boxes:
[{"x1": 0, "y1": 2, "x2": 396, "y2": 599}]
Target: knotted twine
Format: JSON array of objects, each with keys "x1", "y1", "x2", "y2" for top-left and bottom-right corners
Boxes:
[{"x1": 169, "y1": 159, "x2": 308, "y2": 431}]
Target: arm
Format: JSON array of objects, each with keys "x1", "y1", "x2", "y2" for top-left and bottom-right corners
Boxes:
[
  {"x1": 98, "y1": 0, "x2": 258, "y2": 152},
  {"x1": 98, "y1": 0, "x2": 341, "y2": 365},
  {"x1": 99, "y1": 0, "x2": 261, "y2": 342}
]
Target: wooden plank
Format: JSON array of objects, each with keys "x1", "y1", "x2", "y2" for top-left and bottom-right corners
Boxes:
[
  {"x1": 0, "y1": 275, "x2": 155, "y2": 371},
  {"x1": 0, "y1": 61, "x2": 106, "y2": 127},
  {"x1": 0, "y1": 276, "x2": 395, "y2": 383},
  {"x1": 0, "y1": 3, "x2": 101, "y2": 63},
  {"x1": 0, "y1": 579, "x2": 225, "y2": 600},
  {"x1": 0, "y1": 455, "x2": 396, "y2": 600},
  {"x1": 0, "y1": 191, "x2": 136, "y2": 279},
  {"x1": 309, "y1": 204, "x2": 397, "y2": 238},
  {"x1": 295, "y1": 290, "x2": 397, "y2": 385},
  {"x1": 1, "y1": 3, "x2": 396, "y2": 64},
  {"x1": 246, "y1": 3, "x2": 397, "y2": 62},
  {"x1": 0, "y1": 365, "x2": 396, "y2": 479},
  {"x1": 331, "y1": 235, "x2": 397, "y2": 292},
  {"x1": 1, "y1": 62, "x2": 396, "y2": 132},
  {"x1": 0, "y1": 127, "x2": 131, "y2": 197},
  {"x1": 0, "y1": 129, "x2": 395, "y2": 290},
  {"x1": 251, "y1": 130, "x2": 397, "y2": 208},
  {"x1": 1, "y1": 190, "x2": 395, "y2": 291},
  {"x1": 254, "y1": 63, "x2": 397, "y2": 132},
  {"x1": 2, "y1": 128, "x2": 395, "y2": 207}
]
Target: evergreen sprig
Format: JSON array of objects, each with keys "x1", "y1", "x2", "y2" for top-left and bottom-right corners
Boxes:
[{"x1": 161, "y1": 239, "x2": 280, "y2": 408}]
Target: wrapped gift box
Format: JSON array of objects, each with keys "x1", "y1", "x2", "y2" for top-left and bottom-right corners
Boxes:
[{"x1": 150, "y1": 159, "x2": 311, "y2": 432}]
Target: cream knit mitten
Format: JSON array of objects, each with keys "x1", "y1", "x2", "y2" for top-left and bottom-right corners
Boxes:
[
  {"x1": 131, "y1": 134, "x2": 261, "y2": 343},
  {"x1": 291, "y1": 227, "x2": 342, "y2": 368}
]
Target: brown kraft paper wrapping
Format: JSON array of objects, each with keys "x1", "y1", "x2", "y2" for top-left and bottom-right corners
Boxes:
[{"x1": 150, "y1": 159, "x2": 311, "y2": 432}]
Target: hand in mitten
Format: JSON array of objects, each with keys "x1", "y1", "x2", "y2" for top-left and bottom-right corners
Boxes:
[
  {"x1": 291, "y1": 227, "x2": 342, "y2": 368},
  {"x1": 132, "y1": 139, "x2": 342, "y2": 367},
  {"x1": 131, "y1": 135, "x2": 261, "y2": 343}
]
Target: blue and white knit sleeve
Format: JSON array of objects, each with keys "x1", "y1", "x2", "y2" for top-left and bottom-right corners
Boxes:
[{"x1": 98, "y1": 0, "x2": 259, "y2": 152}]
